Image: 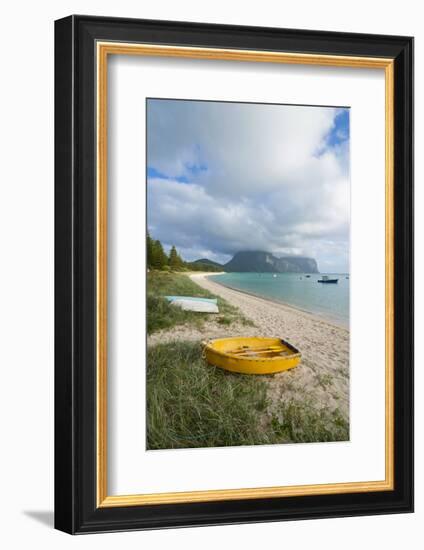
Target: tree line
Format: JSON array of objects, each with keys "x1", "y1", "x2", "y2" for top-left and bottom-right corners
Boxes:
[{"x1": 147, "y1": 232, "x2": 221, "y2": 272}]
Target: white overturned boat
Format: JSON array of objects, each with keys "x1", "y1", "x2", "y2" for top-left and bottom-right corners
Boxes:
[{"x1": 165, "y1": 295, "x2": 219, "y2": 313}]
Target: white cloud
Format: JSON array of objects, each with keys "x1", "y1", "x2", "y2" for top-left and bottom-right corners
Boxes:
[{"x1": 147, "y1": 100, "x2": 350, "y2": 272}]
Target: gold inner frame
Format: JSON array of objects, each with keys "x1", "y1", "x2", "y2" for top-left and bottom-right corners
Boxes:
[{"x1": 96, "y1": 42, "x2": 395, "y2": 508}]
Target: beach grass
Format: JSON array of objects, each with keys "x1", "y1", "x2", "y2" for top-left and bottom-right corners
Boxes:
[
  {"x1": 147, "y1": 340, "x2": 349, "y2": 449},
  {"x1": 147, "y1": 341, "x2": 269, "y2": 449},
  {"x1": 270, "y1": 400, "x2": 349, "y2": 443},
  {"x1": 147, "y1": 271, "x2": 253, "y2": 334}
]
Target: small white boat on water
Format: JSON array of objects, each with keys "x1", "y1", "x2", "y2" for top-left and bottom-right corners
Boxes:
[{"x1": 318, "y1": 275, "x2": 338, "y2": 284}]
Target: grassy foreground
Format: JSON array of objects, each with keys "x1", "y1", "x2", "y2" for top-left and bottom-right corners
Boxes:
[
  {"x1": 147, "y1": 271, "x2": 253, "y2": 334},
  {"x1": 147, "y1": 341, "x2": 349, "y2": 449}
]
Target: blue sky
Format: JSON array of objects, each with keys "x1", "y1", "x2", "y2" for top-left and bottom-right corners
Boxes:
[
  {"x1": 147, "y1": 99, "x2": 350, "y2": 272},
  {"x1": 327, "y1": 109, "x2": 349, "y2": 147}
]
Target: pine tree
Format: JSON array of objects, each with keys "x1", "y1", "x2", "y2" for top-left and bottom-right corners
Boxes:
[
  {"x1": 176, "y1": 251, "x2": 185, "y2": 270},
  {"x1": 146, "y1": 231, "x2": 154, "y2": 268},
  {"x1": 169, "y1": 245, "x2": 179, "y2": 269},
  {"x1": 151, "y1": 239, "x2": 168, "y2": 270}
]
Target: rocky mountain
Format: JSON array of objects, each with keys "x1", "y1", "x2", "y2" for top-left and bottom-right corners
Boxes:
[{"x1": 223, "y1": 251, "x2": 319, "y2": 273}]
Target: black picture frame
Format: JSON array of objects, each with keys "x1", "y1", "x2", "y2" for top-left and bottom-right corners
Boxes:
[{"x1": 55, "y1": 15, "x2": 414, "y2": 534}]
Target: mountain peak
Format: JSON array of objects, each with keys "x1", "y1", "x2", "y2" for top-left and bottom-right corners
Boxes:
[{"x1": 224, "y1": 250, "x2": 319, "y2": 273}]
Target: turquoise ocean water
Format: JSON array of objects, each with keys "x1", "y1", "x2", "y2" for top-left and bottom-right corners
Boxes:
[{"x1": 209, "y1": 272, "x2": 350, "y2": 328}]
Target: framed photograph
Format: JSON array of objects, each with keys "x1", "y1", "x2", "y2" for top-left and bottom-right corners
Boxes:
[{"x1": 54, "y1": 15, "x2": 413, "y2": 534}]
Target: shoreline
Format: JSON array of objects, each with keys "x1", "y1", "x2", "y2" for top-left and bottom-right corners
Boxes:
[
  {"x1": 188, "y1": 271, "x2": 350, "y2": 419},
  {"x1": 148, "y1": 270, "x2": 350, "y2": 446},
  {"x1": 191, "y1": 272, "x2": 349, "y2": 332}
]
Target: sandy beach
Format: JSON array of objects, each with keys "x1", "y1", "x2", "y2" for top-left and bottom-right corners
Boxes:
[{"x1": 149, "y1": 272, "x2": 349, "y2": 421}]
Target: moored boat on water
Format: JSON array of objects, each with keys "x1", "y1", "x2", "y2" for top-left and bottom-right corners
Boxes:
[{"x1": 318, "y1": 275, "x2": 338, "y2": 284}]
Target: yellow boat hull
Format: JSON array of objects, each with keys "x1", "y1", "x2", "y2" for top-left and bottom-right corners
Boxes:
[{"x1": 202, "y1": 337, "x2": 301, "y2": 375}]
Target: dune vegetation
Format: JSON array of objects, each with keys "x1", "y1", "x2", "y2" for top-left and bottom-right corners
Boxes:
[
  {"x1": 147, "y1": 271, "x2": 252, "y2": 334},
  {"x1": 147, "y1": 340, "x2": 349, "y2": 450}
]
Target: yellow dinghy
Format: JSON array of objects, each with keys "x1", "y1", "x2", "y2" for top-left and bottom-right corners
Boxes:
[{"x1": 202, "y1": 337, "x2": 301, "y2": 375}]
